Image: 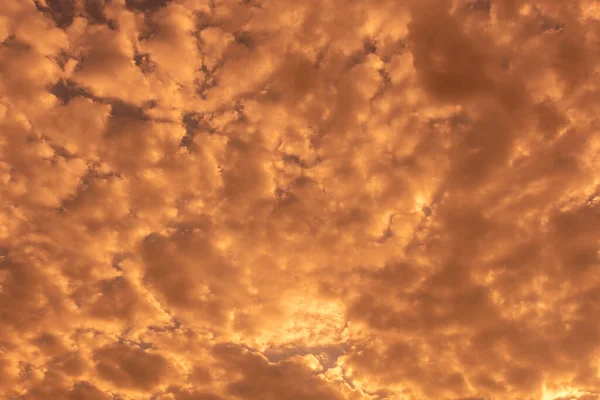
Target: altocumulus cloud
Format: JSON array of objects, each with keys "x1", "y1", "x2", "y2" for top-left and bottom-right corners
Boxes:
[{"x1": 1, "y1": 0, "x2": 600, "y2": 399}]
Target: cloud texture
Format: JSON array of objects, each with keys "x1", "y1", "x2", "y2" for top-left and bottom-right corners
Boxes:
[{"x1": 1, "y1": 0, "x2": 600, "y2": 399}]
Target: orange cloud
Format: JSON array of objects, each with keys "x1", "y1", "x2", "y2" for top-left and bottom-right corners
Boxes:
[{"x1": 1, "y1": 0, "x2": 600, "y2": 399}]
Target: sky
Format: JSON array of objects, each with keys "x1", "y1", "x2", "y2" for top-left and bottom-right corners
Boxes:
[{"x1": 0, "y1": 0, "x2": 599, "y2": 399}]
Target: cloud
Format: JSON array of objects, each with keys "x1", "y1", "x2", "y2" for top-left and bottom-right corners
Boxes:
[{"x1": 1, "y1": 0, "x2": 599, "y2": 399}]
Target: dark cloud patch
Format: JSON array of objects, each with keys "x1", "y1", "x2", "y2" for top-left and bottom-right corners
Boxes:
[
  {"x1": 35, "y1": 0, "x2": 76, "y2": 29},
  {"x1": 214, "y1": 344, "x2": 346, "y2": 400},
  {"x1": 125, "y1": 0, "x2": 173, "y2": 13},
  {"x1": 49, "y1": 80, "x2": 94, "y2": 104},
  {"x1": 93, "y1": 343, "x2": 172, "y2": 390},
  {"x1": 408, "y1": 2, "x2": 492, "y2": 102}
]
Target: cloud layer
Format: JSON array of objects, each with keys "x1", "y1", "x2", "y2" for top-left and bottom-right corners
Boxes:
[{"x1": 1, "y1": 0, "x2": 599, "y2": 399}]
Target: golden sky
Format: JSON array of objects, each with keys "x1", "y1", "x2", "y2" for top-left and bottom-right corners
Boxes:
[{"x1": 1, "y1": 0, "x2": 600, "y2": 399}]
